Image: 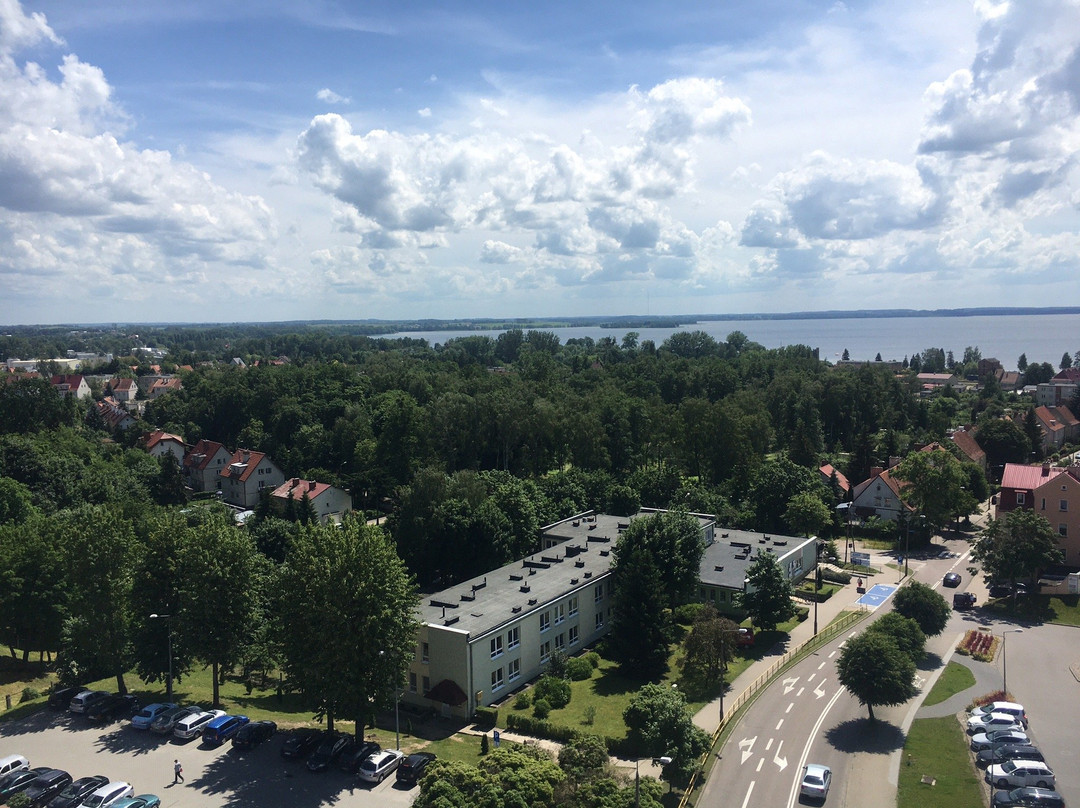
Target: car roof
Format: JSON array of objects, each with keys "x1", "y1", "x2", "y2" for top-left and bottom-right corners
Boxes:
[{"x1": 804, "y1": 764, "x2": 830, "y2": 776}]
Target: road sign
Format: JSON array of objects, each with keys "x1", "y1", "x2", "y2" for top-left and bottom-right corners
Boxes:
[{"x1": 851, "y1": 551, "x2": 870, "y2": 567}]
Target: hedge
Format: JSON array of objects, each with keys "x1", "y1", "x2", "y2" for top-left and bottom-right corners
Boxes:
[{"x1": 474, "y1": 706, "x2": 498, "y2": 728}]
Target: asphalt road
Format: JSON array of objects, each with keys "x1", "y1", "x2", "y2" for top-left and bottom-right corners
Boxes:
[{"x1": 0, "y1": 710, "x2": 416, "y2": 808}]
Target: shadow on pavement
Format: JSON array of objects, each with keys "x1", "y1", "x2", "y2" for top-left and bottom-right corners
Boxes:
[
  {"x1": 95, "y1": 726, "x2": 165, "y2": 756},
  {"x1": 825, "y1": 717, "x2": 905, "y2": 755}
]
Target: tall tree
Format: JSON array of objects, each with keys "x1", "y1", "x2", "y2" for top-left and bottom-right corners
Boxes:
[
  {"x1": 892, "y1": 447, "x2": 978, "y2": 532},
  {"x1": 973, "y1": 510, "x2": 1064, "y2": 588},
  {"x1": 617, "y1": 509, "x2": 705, "y2": 612},
  {"x1": 623, "y1": 682, "x2": 711, "y2": 788},
  {"x1": 784, "y1": 491, "x2": 832, "y2": 538},
  {"x1": 680, "y1": 606, "x2": 740, "y2": 686},
  {"x1": 0, "y1": 516, "x2": 67, "y2": 660},
  {"x1": 608, "y1": 543, "x2": 670, "y2": 679},
  {"x1": 740, "y1": 550, "x2": 795, "y2": 631},
  {"x1": 891, "y1": 581, "x2": 950, "y2": 637},
  {"x1": 837, "y1": 630, "x2": 918, "y2": 720},
  {"x1": 866, "y1": 612, "x2": 926, "y2": 662},
  {"x1": 275, "y1": 518, "x2": 419, "y2": 735}
]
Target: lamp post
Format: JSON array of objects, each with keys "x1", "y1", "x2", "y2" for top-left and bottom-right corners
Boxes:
[
  {"x1": 378, "y1": 650, "x2": 401, "y2": 750},
  {"x1": 149, "y1": 613, "x2": 173, "y2": 702},
  {"x1": 1001, "y1": 628, "x2": 1023, "y2": 700},
  {"x1": 835, "y1": 503, "x2": 852, "y2": 566}
]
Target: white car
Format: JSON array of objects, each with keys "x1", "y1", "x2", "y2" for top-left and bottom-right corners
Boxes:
[
  {"x1": 0, "y1": 754, "x2": 29, "y2": 777},
  {"x1": 799, "y1": 763, "x2": 832, "y2": 801},
  {"x1": 80, "y1": 781, "x2": 134, "y2": 808},
  {"x1": 967, "y1": 712, "x2": 1024, "y2": 734},
  {"x1": 173, "y1": 709, "x2": 226, "y2": 740},
  {"x1": 985, "y1": 760, "x2": 1055, "y2": 790},
  {"x1": 970, "y1": 701, "x2": 1027, "y2": 727},
  {"x1": 971, "y1": 729, "x2": 1030, "y2": 751},
  {"x1": 357, "y1": 749, "x2": 404, "y2": 784}
]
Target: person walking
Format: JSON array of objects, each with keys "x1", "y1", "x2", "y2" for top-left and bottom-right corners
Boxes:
[{"x1": 173, "y1": 759, "x2": 184, "y2": 784}]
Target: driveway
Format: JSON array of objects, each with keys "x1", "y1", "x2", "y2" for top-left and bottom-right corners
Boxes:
[{"x1": 0, "y1": 710, "x2": 416, "y2": 808}]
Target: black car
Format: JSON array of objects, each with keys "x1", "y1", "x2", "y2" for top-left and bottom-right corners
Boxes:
[
  {"x1": 396, "y1": 752, "x2": 437, "y2": 786},
  {"x1": 86, "y1": 694, "x2": 141, "y2": 723},
  {"x1": 978, "y1": 745, "x2": 1046, "y2": 768},
  {"x1": 992, "y1": 786, "x2": 1065, "y2": 807},
  {"x1": 47, "y1": 686, "x2": 85, "y2": 711},
  {"x1": 0, "y1": 767, "x2": 52, "y2": 802},
  {"x1": 280, "y1": 728, "x2": 322, "y2": 760},
  {"x1": 44, "y1": 775, "x2": 109, "y2": 808},
  {"x1": 232, "y1": 720, "x2": 277, "y2": 750},
  {"x1": 943, "y1": 572, "x2": 962, "y2": 588},
  {"x1": 339, "y1": 741, "x2": 381, "y2": 774},
  {"x1": 20, "y1": 769, "x2": 72, "y2": 807},
  {"x1": 306, "y1": 732, "x2": 354, "y2": 772}
]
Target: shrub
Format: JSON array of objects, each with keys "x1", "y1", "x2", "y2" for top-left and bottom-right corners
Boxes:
[
  {"x1": 821, "y1": 568, "x2": 852, "y2": 585},
  {"x1": 566, "y1": 657, "x2": 594, "y2": 681},
  {"x1": 586, "y1": 651, "x2": 600, "y2": 668},
  {"x1": 480, "y1": 733, "x2": 489, "y2": 755},
  {"x1": 19, "y1": 687, "x2": 41, "y2": 704},
  {"x1": 533, "y1": 698, "x2": 552, "y2": 719},
  {"x1": 7, "y1": 794, "x2": 30, "y2": 808},
  {"x1": 583, "y1": 705, "x2": 596, "y2": 726},
  {"x1": 514, "y1": 691, "x2": 532, "y2": 710},
  {"x1": 795, "y1": 605, "x2": 809, "y2": 622},
  {"x1": 534, "y1": 675, "x2": 571, "y2": 709},
  {"x1": 505, "y1": 713, "x2": 578, "y2": 743},
  {"x1": 673, "y1": 603, "x2": 705, "y2": 624},
  {"x1": 474, "y1": 706, "x2": 498, "y2": 728},
  {"x1": 547, "y1": 649, "x2": 570, "y2": 680}
]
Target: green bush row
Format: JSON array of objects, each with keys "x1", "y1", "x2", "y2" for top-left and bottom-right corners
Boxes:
[
  {"x1": 503, "y1": 713, "x2": 636, "y2": 757},
  {"x1": 474, "y1": 706, "x2": 498, "y2": 728}
]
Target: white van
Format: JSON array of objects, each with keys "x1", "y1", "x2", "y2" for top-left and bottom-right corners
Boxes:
[{"x1": 0, "y1": 754, "x2": 30, "y2": 777}]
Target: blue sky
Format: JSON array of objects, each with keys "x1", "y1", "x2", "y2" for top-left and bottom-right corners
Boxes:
[{"x1": 2, "y1": 0, "x2": 1079, "y2": 324}]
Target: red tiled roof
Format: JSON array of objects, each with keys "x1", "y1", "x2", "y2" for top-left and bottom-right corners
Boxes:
[
  {"x1": 271, "y1": 478, "x2": 333, "y2": 501},
  {"x1": 144, "y1": 430, "x2": 185, "y2": 450},
  {"x1": 220, "y1": 449, "x2": 272, "y2": 482},
  {"x1": 951, "y1": 428, "x2": 986, "y2": 464},
  {"x1": 819, "y1": 464, "x2": 850, "y2": 493},
  {"x1": 1052, "y1": 368, "x2": 1080, "y2": 382},
  {"x1": 183, "y1": 439, "x2": 228, "y2": 470},
  {"x1": 1000, "y1": 462, "x2": 1066, "y2": 491}
]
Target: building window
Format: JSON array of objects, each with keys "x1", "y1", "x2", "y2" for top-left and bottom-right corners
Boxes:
[
  {"x1": 422, "y1": 676, "x2": 430, "y2": 694},
  {"x1": 491, "y1": 668, "x2": 504, "y2": 692},
  {"x1": 569, "y1": 625, "x2": 579, "y2": 646},
  {"x1": 1061, "y1": 500, "x2": 1069, "y2": 512},
  {"x1": 490, "y1": 635, "x2": 504, "y2": 659},
  {"x1": 540, "y1": 641, "x2": 551, "y2": 663},
  {"x1": 1059, "y1": 524, "x2": 1068, "y2": 537},
  {"x1": 594, "y1": 583, "x2": 604, "y2": 603},
  {"x1": 595, "y1": 612, "x2": 604, "y2": 630},
  {"x1": 409, "y1": 672, "x2": 417, "y2": 694},
  {"x1": 540, "y1": 611, "x2": 551, "y2": 632},
  {"x1": 555, "y1": 633, "x2": 565, "y2": 651},
  {"x1": 554, "y1": 603, "x2": 566, "y2": 624},
  {"x1": 507, "y1": 626, "x2": 520, "y2": 649},
  {"x1": 508, "y1": 658, "x2": 520, "y2": 682},
  {"x1": 421, "y1": 642, "x2": 430, "y2": 663},
  {"x1": 1041, "y1": 498, "x2": 1047, "y2": 510},
  {"x1": 1017, "y1": 492, "x2": 1026, "y2": 504},
  {"x1": 568, "y1": 596, "x2": 578, "y2": 617}
]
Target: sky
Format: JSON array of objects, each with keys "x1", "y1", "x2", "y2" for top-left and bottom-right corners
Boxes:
[{"x1": 1, "y1": 0, "x2": 1079, "y2": 325}]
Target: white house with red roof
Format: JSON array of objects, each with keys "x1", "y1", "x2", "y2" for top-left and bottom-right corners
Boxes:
[
  {"x1": 94, "y1": 398, "x2": 136, "y2": 431},
  {"x1": 219, "y1": 449, "x2": 285, "y2": 509},
  {"x1": 108, "y1": 377, "x2": 138, "y2": 403},
  {"x1": 270, "y1": 478, "x2": 353, "y2": 524},
  {"x1": 818, "y1": 464, "x2": 850, "y2": 497},
  {"x1": 182, "y1": 439, "x2": 233, "y2": 493},
  {"x1": 1032, "y1": 405, "x2": 1080, "y2": 451},
  {"x1": 51, "y1": 374, "x2": 90, "y2": 399},
  {"x1": 148, "y1": 377, "x2": 183, "y2": 399},
  {"x1": 143, "y1": 430, "x2": 186, "y2": 464},
  {"x1": 850, "y1": 466, "x2": 912, "y2": 522}
]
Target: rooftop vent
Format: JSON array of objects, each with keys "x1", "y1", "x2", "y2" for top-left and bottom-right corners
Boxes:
[
  {"x1": 572, "y1": 520, "x2": 580, "y2": 526},
  {"x1": 459, "y1": 592, "x2": 474, "y2": 602},
  {"x1": 570, "y1": 577, "x2": 579, "y2": 585},
  {"x1": 574, "y1": 560, "x2": 585, "y2": 568},
  {"x1": 600, "y1": 549, "x2": 609, "y2": 557},
  {"x1": 584, "y1": 571, "x2": 593, "y2": 579},
  {"x1": 509, "y1": 573, "x2": 524, "y2": 581},
  {"x1": 528, "y1": 598, "x2": 537, "y2": 606},
  {"x1": 721, "y1": 533, "x2": 729, "y2": 538},
  {"x1": 588, "y1": 524, "x2": 596, "y2": 530},
  {"x1": 714, "y1": 565, "x2": 724, "y2": 572},
  {"x1": 444, "y1": 616, "x2": 460, "y2": 626},
  {"x1": 519, "y1": 584, "x2": 531, "y2": 593}
]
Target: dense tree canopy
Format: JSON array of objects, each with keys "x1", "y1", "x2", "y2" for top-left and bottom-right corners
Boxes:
[
  {"x1": 837, "y1": 630, "x2": 918, "y2": 720},
  {"x1": 891, "y1": 582, "x2": 950, "y2": 637},
  {"x1": 973, "y1": 509, "x2": 1064, "y2": 587},
  {"x1": 740, "y1": 550, "x2": 796, "y2": 631}
]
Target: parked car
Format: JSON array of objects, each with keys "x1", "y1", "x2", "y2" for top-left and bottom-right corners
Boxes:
[
  {"x1": 80, "y1": 781, "x2": 134, "y2": 808},
  {"x1": 737, "y1": 627, "x2": 755, "y2": 646},
  {"x1": 339, "y1": 741, "x2": 381, "y2": 774},
  {"x1": 970, "y1": 702, "x2": 1027, "y2": 727},
  {"x1": 130, "y1": 702, "x2": 178, "y2": 730},
  {"x1": 972, "y1": 730, "x2": 1031, "y2": 751},
  {"x1": 150, "y1": 704, "x2": 202, "y2": 734},
  {"x1": 232, "y1": 720, "x2": 277, "y2": 750},
  {"x1": 306, "y1": 732, "x2": 353, "y2": 772},
  {"x1": 967, "y1": 712, "x2": 1024, "y2": 734},
  {"x1": 47, "y1": 686, "x2": 85, "y2": 710},
  {"x1": 0, "y1": 768, "x2": 52, "y2": 803},
  {"x1": 44, "y1": 775, "x2": 109, "y2": 808},
  {"x1": 992, "y1": 786, "x2": 1066, "y2": 807},
  {"x1": 281, "y1": 728, "x2": 322, "y2": 760},
  {"x1": 86, "y1": 694, "x2": 141, "y2": 723},
  {"x1": 201, "y1": 714, "x2": 250, "y2": 745},
  {"x1": 977, "y1": 744, "x2": 1045, "y2": 768},
  {"x1": 357, "y1": 749, "x2": 404, "y2": 784},
  {"x1": 990, "y1": 582, "x2": 1030, "y2": 599},
  {"x1": 985, "y1": 761, "x2": 1056, "y2": 789},
  {"x1": 943, "y1": 572, "x2": 962, "y2": 587},
  {"x1": 799, "y1": 763, "x2": 832, "y2": 802},
  {"x1": 0, "y1": 755, "x2": 30, "y2": 778},
  {"x1": 173, "y1": 709, "x2": 226, "y2": 740},
  {"x1": 68, "y1": 690, "x2": 110, "y2": 714},
  {"x1": 953, "y1": 592, "x2": 977, "y2": 610},
  {"x1": 396, "y1": 752, "x2": 437, "y2": 786},
  {"x1": 20, "y1": 768, "x2": 72, "y2": 807},
  {"x1": 111, "y1": 795, "x2": 161, "y2": 808}
]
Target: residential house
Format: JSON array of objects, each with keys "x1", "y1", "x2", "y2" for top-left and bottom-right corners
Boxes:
[
  {"x1": 219, "y1": 449, "x2": 285, "y2": 509},
  {"x1": 51, "y1": 374, "x2": 90, "y2": 399},
  {"x1": 818, "y1": 464, "x2": 851, "y2": 498},
  {"x1": 997, "y1": 370, "x2": 1023, "y2": 392},
  {"x1": 143, "y1": 430, "x2": 186, "y2": 464},
  {"x1": 850, "y1": 466, "x2": 912, "y2": 522},
  {"x1": 995, "y1": 462, "x2": 1068, "y2": 515},
  {"x1": 1036, "y1": 369, "x2": 1080, "y2": 407},
  {"x1": 94, "y1": 398, "x2": 136, "y2": 432},
  {"x1": 270, "y1": 478, "x2": 353, "y2": 524},
  {"x1": 148, "y1": 377, "x2": 183, "y2": 399},
  {"x1": 108, "y1": 377, "x2": 137, "y2": 403},
  {"x1": 916, "y1": 372, "x2": 958, "y2": 390},
  {"x1": 1032, "y1": 405, "x2": 1080, "y2": 452},
  {"x1": 696, "y1": 530, "x2": 817, "y2": 615},
  {"x1": 951, "y1": 426, "x2": 987, "y2": 473},
  {"x1": 995, "y1": 462, "x2": 1080, "y2": 570},
  {"x1": 182, "y1": 439, "x2": 232, "y2": 493}
]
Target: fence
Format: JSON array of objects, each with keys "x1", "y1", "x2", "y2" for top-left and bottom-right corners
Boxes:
[{"x1": 677, "y1": 608, "x2": 869, "y2": 808}]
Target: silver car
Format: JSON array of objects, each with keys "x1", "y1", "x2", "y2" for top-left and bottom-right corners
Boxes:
[
  {"x1": 985, "y1": 760, "x2": 1056, "y2": 790},
  {"x1": 799, "y1": 764, "x2": 832, "y2": 801},
  {"x1": 173, "y1": 709, "x2": 225, "y2": 740}
]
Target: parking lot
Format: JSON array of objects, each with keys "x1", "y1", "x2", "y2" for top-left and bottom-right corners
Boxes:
[{"x1": 0, "y1": 709, "x2": 416, "y2": 808}]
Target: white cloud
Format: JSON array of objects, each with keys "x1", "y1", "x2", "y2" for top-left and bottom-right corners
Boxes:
[
  {"x1": 0, "y1": 0, "x2": 61, "y2": 56},
  {"x1": 316, "y1": 87, "x2": 350, "y2": 104},
  {"x1": 479, "y1": 239, "x2": 523, "y2": 263},
  {"x1": 418, "y1": 107, "x2": 431, "y2": 117}
]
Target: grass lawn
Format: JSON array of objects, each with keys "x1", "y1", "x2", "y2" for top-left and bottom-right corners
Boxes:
[
  {"x1": 921, "y1": 661, "x2": 976, "y2": 708},
  {"x1": 897, "y1": 716, "x2": 984, "y2": 808},
  {"x1": 982, "y1": 594, "x2": 1080, "y2": 627}
]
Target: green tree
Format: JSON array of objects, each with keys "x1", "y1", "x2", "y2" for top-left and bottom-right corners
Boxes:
[
  {"x1": 623, "y1": 682, "x2": 711, "y2": 787},
  {"x1": 837, "y1": 630, "x2": 918, "y2": 720},
  {"x1": 975, "y1": 419, "x2": 1031, "y2": 470},
  {"x1": 892, "y1": 447, "x2": 978, "y2": 532},
  {"x1": 891, "y1": 581, "x2": 950, "y2": 637},
  {"x1": 866, "y1": 612, "x2": 925, "y2": 663},
  {"x1": 1017, "y1": 353, "x2": 1028, "y2": 372},
  {"x1": 680, "y1": 606, "x2": 739, "y2": 685},
  {"x1": 0, "y1": 478, "x2": 38, "y2": 525},
  {"x1": 617, "y1": 509, "x2": 705, "y2": 612},
  {"x1": 973, "y1": 510, "x2": 1064, "y2": 588},
  {"x1": 1061, "y1": 352, "x2": 1073, "y2": 370},
  {"x1": 783, "y1": 491, "x2": 832, "y2": 537},
  {"x1": 414, "y1": 746, "x2": 566, "y2": 808},
  {"x1": 608, "y1": 543, "x2": 670, "y2": 679},
  {"x1": 740, "y1": 550, "x2": 795, "y2": 631},
  {"x1": 0, "y1": 516, "x2": 67, "y2": 660},
  {"x1": 274, "y1": 518, "x2": 419, "y2": 735}
]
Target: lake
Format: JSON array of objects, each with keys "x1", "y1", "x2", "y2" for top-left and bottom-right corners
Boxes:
[{"x1": 393, "y1": 312, "x2": 1080, "y2": 370}]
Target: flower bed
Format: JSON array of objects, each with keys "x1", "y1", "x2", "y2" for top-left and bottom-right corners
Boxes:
[{"x1": 955, "y1": 630, "x2": 998, "y2": 662}]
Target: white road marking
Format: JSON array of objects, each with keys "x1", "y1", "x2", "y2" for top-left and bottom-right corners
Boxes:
[
  {"x1": 756, "y1": 758, "x2": 764, "y2": 772},
  {"x1": 765, "y1": 738, "x2": 773, "y2": 752},
  {"x1": 775, "y1": 718, "x2": 784, "y2": 731},
  {"x1": 786, "y1": 702, "x2": 794, "y2": 713},
  {"x1": 773, "y1": 740, "x2": 788, "y2": 772},
  {"x1": 797, "y1": 687, "x2": 805, "y2": 697},
  {"x1": 786, "y1": 686, "x2": 846, "y2": 808},
  {"x1": 783, "y1": 677, "x2": 799, "y2": 694},
  {"x1": 814, "y1": 680, "x2": 827, "y2": 699},
  {"x1": 739, "y1": 736, "x2": 757, "y2": 764},
  {"x1": 740, "y1": 781, "x2": 756, "y2": 808}
]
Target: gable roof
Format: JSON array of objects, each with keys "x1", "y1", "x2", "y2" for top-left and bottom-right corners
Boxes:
[
  {"x1": 1000, "y1": 462, "x2": 1067, "y2": 491},
  {"x1": 271, "y1": 478, "x2": 334, "y2": 502},
  {"x1": 110, "y1": 377, "x2": 136, "y2": 392},
  {"x1": 950, "y1": 427, "x2": 986, "y2": 465},
  {"x1": 220, "y1": 449, "x2": 275, "y2": 482},
  {"x1": 183, "y1": 439, "x2": 229, "y2": 471},
  {"x1": 819, "y1": 464, "x2": 850, "y2": 494},
  {"x1": 144, "y1": 430, "x2": 185, "y2": 450},
  {"x1": 851, "y1": 467, "x2": 912, "y2": 509},
  {"x1": 1051, "y1": 368, "x2": 1080, "y2": 383},
  {"x1": 1034, "y1": 405, "x2": 1079, "y2": 434}
]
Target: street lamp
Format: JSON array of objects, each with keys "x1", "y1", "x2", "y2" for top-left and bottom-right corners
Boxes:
[
  {"x1": 148, "y1": 614, "x2": 173, "y2": 703},
  {"x1": 835, "y1": 503, "x2": 852, "y2": 566},
  {"x1": 635, "y1": 755, "x2": 672, "y2": 807},
  {"x1": 1001, "y1": 628, "x2": 1023, "y2": 700},
  {"x1": 378, "y1": 650, "x2": 401, "y2": 750}
]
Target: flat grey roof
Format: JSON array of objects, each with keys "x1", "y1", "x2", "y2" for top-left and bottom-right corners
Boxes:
[{"x1": 698, "y1": 529, "x2": 815, "y2": 590}]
